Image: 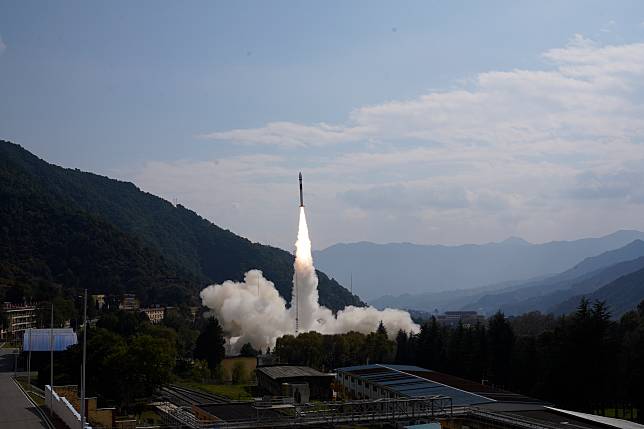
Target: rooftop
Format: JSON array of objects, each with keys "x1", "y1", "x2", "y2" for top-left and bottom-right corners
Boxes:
[
  {"x1": 23, "y1": 328, "x2": 78, "y2": 352},
  {"x1": 336, "y1": 364, "x2": 542, "y2": 407},
  {"x1": 257, "y1": 365, "x2": 333, "y2": 380},
  {"x1": 196, "y1": 403, "x2": 282, "y2": 421}
]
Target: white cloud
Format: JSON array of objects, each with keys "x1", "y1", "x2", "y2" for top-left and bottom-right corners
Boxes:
[
  {"x1": 0, "y1": 35, "x2": 6, "y2": 55},
  {"x1": 130, "y1": 35, "x2": 644, "y2": 249},
  {"x1": 203, "y1": 35, "x2": 644, "y2": 153},
  {"x1": 199, "y1": 122, "x2": 369, "y2": 147}
]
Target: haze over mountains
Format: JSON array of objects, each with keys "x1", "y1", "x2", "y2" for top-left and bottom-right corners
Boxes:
[
  {"x1": 314, "y1": 231, "x2": 644, "y2": 300},
  {"x1": 365, "y1": 239, "x2": 644, "y2": 318}
]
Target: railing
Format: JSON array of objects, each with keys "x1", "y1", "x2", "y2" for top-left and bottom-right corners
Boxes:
[
  {"x1": 191, "y1": 396, "x2": 451, "y2": 429},
  {"x1": 467, "y1": 407, "x2": 563, "y2": 429}
]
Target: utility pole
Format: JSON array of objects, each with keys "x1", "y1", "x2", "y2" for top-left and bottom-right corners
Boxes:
[
  {"x1": 80, "y1": 289, "x2": 87, "y2": 429},
  {"x1": 50, "y1": 303, "x2": 54, "y2": 416},
  {"x1": 27, "y1": 327, "x2": 32, "y2": 391}
]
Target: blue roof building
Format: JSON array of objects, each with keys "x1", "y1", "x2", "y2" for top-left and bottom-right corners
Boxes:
[
  {"x1": 22, "y1": 328, "x2": 78, "y2": 352},
  {"x1": 335, "y1": 364, "x2": 543, "y2": 407}
]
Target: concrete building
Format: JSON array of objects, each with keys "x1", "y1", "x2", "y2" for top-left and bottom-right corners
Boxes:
[
  {"x1": 140, "y1": 306, "x2": 165, "y2": 324},
  {"x1": 92, "y1": 294, "x2": 106, "y2": 310},
  {"x1": 119, "y1": 294, "x2": 139, "y2": 311},
  {"x1": 436, "y1": 311, "x2": 485, "y2": 328},
  {"x1": 1, "y1": 303, "x2": 36, "y2": 341},
  {"x1": 256, "y1": 365, "x2": 334, "y2": 401}
]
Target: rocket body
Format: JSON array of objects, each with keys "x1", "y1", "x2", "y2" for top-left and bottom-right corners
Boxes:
[{"x1": 299, "y1": 172, "x2": 304, "y2": 207}]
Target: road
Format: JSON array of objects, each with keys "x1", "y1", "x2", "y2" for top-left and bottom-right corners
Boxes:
[{"x1": 0, "y1": 347, "x2": 49, "y2": 428}]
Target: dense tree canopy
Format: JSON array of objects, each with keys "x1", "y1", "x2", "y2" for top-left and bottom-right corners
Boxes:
[{"x1": 194, "y1": 318, "x2": 226, "y2": 371}]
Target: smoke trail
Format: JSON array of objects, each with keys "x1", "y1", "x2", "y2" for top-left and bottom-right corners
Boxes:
[{"x1": 200, "y1": 207, "x2": 419, "y2": 352}]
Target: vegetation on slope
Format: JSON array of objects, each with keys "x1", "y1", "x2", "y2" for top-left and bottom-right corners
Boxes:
[{"x1": 0, "y1": 140, "x2": 362, "y2": 310}]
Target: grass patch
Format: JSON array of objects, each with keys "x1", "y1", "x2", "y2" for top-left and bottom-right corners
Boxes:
[
  {"x1": 14, "y1": 378, "x2": 45, "y2": 406},
  {"x1": 138, "y1": 409, "x2": 163, "y2": 425},
  {"x1": 177, "y1": 381, "x2": 254, "y2": 400}
]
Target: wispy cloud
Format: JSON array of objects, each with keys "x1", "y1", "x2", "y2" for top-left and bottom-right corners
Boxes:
[
  {"x1": 132, "y1": 35, "x2": 644, "y2": 248},
  {"x1": 203, "y1": 35, "x2": 644, "y2": 153},
  {"x1": 0, "y1": 35, "x2": 6, "y2": 55}
]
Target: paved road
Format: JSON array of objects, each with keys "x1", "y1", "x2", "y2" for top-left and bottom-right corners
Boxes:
[{"x1": 0, "y1": 348, "x2": 49, "y2": 428}]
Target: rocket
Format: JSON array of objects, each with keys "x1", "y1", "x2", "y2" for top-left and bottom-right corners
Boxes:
[{"x1": 299, "y1": 172, "x2": 304, "y2": 207}]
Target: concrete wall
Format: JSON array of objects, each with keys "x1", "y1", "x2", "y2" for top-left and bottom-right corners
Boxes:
[{"x1": 45, "y1": 385, "x2": 93, "y2": 429}]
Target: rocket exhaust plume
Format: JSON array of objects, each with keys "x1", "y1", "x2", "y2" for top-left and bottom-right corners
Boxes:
[{"x1": 200, "y1": 173, "x2": 419, "y2": 353}]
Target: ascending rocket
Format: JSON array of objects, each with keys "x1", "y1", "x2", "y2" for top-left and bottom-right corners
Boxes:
[{"x1": 299, "y1": 172, "x2": 304, "y2": 207}]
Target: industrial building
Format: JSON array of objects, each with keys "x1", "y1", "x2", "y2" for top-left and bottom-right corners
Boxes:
[
  {"x1": 335, "y1": 364, "x2": 540, "y2": 405},
  {"x1": 336, "y1": 364, "x2": 642, "y2": 429},
  {"x1": 256, "y1": 365, "x2": 334, "y2": 401}
]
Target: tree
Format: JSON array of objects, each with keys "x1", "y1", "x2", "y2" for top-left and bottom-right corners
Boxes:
[
  {"x1": 231, "y1": 361, "x2": 247, "y2": 384},
  {"x1": 191, "y1": 360, "x2": 210, "y2": 383},
  {"x1": 366, "y1": 322, "x2": 394, "y2": 364},
  {"x1": 487, "y1": 311, "x2": 514, "y2": 387},
  {"x1": 194, "y1": 317, "x2": 226, "y2": 371},
  {"x1": 239, "y1": 342, "x2": 259, "y2": 357},
  {"x1": 395, "y1": 330, "x2": 409, "y2": 363}
]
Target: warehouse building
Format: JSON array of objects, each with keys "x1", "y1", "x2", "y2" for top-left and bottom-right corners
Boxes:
[
  {"x1": 336, "y1": 364, "x2": 643, "y2": 429},
  {"x1": 256, "y1": 365, "x2": 334, "y2": 401}
]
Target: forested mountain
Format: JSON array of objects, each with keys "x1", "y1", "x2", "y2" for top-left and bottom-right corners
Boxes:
[
  {"x1": 0, "y1": 141, "x2": 362, "y2": 310},
  {"x1": 315, "y1": 231, "x2": 644, "y2": 299},
  {"x1": 552, "y1": 267, "x2": 644, "y2": 317}
]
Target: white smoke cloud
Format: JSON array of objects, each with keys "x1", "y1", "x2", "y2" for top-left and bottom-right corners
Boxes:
[{"x1": 200, "y1": 207, "x2": 419, "y2": 352}]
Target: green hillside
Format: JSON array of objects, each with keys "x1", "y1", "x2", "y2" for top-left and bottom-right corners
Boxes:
[{"x1": 0, "y1": 140, "x2": 362, "y2": 310}]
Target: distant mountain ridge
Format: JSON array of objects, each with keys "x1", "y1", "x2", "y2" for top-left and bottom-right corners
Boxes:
[
  {"x1": 371, "y1": 240, "x2": 644, "y2": 317},
  {"x1": 551, "y1": 266, "x2": 644, "y2": 317},
  {"x1": 315, "y1": 230, "x2": 644, "y2": 300},
  {"x1": 462, "y1": 240, "x2": 644, "y2": 315},
  {"x1": 0, "y1": 140, "x2": 362, "y2": 310}
]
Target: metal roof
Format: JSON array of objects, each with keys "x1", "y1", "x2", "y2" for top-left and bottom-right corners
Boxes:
[
  {"x1": 196, "y1": 403, "x2": 282, "y2": 421},
  {"x1": 544, "y1": 407, "x2": 644, "y2": 429},
  {"x1": 257, "y1": 365, "x2": 333, "y2": 380},
  {"x1": 22, "y1": 328, "x2": 78, "y2": 352},
  {"x1": 336, "y1": 364, "x2": 507, "y2": 407},
  {"x1": 337, "y1": 363, "x2": 543, "y2": 405}
]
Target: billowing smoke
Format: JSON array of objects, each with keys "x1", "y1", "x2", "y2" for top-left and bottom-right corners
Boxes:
[{"x1": 200, "y1": 207, "x2": 419, "y2": 352}]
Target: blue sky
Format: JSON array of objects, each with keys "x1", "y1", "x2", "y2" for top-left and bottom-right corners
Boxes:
[{"x1": 2, "y1": 1, "x2": 644, "y2": 250}]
